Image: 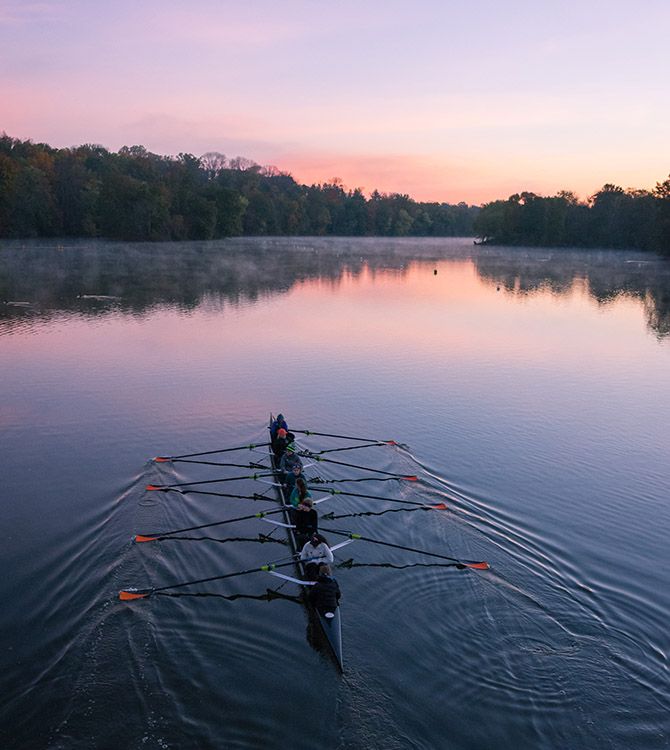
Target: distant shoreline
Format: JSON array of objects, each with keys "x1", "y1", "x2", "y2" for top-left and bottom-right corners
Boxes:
[{"x1": 1, "y1": 134, "x2": 668, "y2": 255}]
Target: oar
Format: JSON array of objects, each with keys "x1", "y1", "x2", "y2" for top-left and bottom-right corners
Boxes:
[
  {"x1": 292, "y1": 429, "x2": 399, "y2": 443},
  {"x1": 155, "y1": 459, "x2": 270, "y2": 469},
  {"x1": 309, "y1": 475, "x2": 417, "y2": 485},
  {"x1": 337, "y1": 560, "x2": 471, "y2": 571},
  {"x1": 135, "y1": 492, "x2": 335, "y2": 542},
  {"x1": 145, "y1": 486, "x2": 276, "y2": 502},
  {"x1": 146, "y1": 473, "x2": 274, "y2": 490},
  {"x1": 321, "y1": 528, "x2": 489, "y2": 570},
  {"x1": 134, "y1": 508, "x2": 288, "y2": 542},
  {"x1": 119, "y1": 560, "x2": 296, "y2": 600},
  {"x1": 305, "y1": 454, "x2": 417, "y2": 479},
  {"x1": 149, "y1": 534, "x2": 287, "y2": 546},
  {"x1": 154, "y1": 443, "x2": 270, "y2": 462},
  {"x1": 151, "y1": 589, "x2": 300, "y2": 603},
  {"x1": 315, "y1": 487, "x2": 447, "y2": 510},
  {"x1": 322, "y1": 507, "x2": 435, "y2": 520},
  {"x1": 306, "y1": 441, "x2": 390, "y2": 455}
]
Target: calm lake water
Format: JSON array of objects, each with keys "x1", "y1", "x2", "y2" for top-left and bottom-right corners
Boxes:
[{"x1": 1, "y1": 237, "x2": 669, "y2": 750}]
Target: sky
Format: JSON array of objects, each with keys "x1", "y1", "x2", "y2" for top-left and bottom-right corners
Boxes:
[{"x1": 1, "y1": 0, "x2": 669, "y2": 204}]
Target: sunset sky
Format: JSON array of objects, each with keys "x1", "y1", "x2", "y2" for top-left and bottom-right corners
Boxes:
[{"x1": 1, "y1": 0, "x2": 669, "y2": 204}]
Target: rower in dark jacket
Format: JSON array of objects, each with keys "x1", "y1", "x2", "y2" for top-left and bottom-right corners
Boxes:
[
  {"x1": 270, "y1": 414, "x2": 288, "y2": 447},
  {"x1": 310, "y1": 564, "x2": 341, "y2": 618},
  {"x1": 273, "y1": 428, "x2": 288, "y2": 461},
  {"x1": 293, "y1": 495, "x2": 318, "y2": 548}
]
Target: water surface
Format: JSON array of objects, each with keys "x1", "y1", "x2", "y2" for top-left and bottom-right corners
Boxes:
[{"x1": 1, "y1": 238, "x2": 669, "y2": 749}]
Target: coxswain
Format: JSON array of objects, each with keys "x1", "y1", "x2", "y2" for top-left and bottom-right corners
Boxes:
[
  {"x1": 270, "y1": 413, "x2": 289, "y2": 447},
  {"x1": 310, "y1": 564, "x2": 341, "y2": 619}
]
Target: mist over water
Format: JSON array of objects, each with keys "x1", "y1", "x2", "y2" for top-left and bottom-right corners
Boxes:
[{"x1": 1, "y1": 238, "x2": 669, "y2": 749}]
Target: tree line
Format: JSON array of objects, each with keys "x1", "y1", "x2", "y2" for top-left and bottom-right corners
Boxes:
[
  {"x1": 2, "y1": 134, "x2": 669, "y2": 254},
  {"x1": 474, "y1": 183, "x2": 670, "y2": 256},
  {"x1": 0, "y1": 134, "x2": 477, "y2": 241}
]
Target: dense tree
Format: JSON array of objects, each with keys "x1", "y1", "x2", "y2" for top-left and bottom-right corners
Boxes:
[
  {"x1": 475, "y1": 181, "x2": 670, "y2": 255},
  {"x1": 0, "y1": 133, "x2": 483, "y2": 241},
  {"x1": 0, "y1": 133, "x2": 484, "y2": 241},
  {"x1": 3, "y1": 132, "x2": 667, "y2": 253}
]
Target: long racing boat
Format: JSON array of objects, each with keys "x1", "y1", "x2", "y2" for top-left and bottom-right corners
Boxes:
[
  {"x1": 119, "y1": 417, "x2": 490, "y2": 673},
  {"x1": 268, "y1": 414, "x2": 344, "y2": 671}
]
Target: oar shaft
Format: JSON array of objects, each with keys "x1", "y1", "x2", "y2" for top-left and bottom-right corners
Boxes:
[
  {"x1": 152, "y1": 560, "x2": 295, "y2": 593},
  {"x1": 293, "y1": 429, "x2": 396, "y2": 443},
  {"x1": 170, "y1": 460, "x2": 269, "y2": 469},
  {"x1": 137, "y1": 508, "x2": 285, "y2": 539},
  {"x1": 156, "y1": 488, "x2": 276, "y2": 502},
  {"x1": 309, "y1": 475, "x2": 413, "y2": 484},
  {"x1": 162, "y1": 443, "x2": 270, "y2": 460},
  {"x1": 322, "y1": 488, "x2": 435, "y2": 509},
  {"x1": 311, "y1": 442, "x2": 387, "y2": 455},
  {"x1": 323, "y1": 529, "x2": 479, "y2": 565},
  {"x1": 155, "y1": 473, "x2": 273, "y2": 489},
  {"x1": 309, "y1": 454, "x2": 415, "y2": 478}
]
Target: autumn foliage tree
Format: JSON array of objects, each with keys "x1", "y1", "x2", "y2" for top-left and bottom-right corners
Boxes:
[{"x1": 0, "y1": 133, "x2": 478, "y2": 241}]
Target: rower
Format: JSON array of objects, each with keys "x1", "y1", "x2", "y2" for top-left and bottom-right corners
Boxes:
[
  {"x1": 273, "y1": 427, "x2": 288, "y2": 461},
  {"x1": 309, "y1": 564, "x2": 341, "y2": 619},
  {"x1": 293, "y1": 495, "x2": 318, "y2": 549},
  {"x1": 270, "y1": 413, "x2": 288, "y2": 447},
  {"x1": 289, "y1": 476, "x2": 310, "y2": 508},
  {"x1": 300, "y1": 533, "x2": 334, "y2": 581},
  {"x1": 280, "y1": 443, "x2": 303, "y2": 493}
]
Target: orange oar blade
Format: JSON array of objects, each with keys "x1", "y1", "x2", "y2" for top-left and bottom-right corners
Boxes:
[
  {"x1": 135, "y1": 535, "x2": 158, "y2": 543},
  {"x1": 403, "y1": 475, "x2": 418, "y2": 481},
  {"x1": 386, "y1": 440, "x2": 398, "y2": 446},
  {"x1": 466, "y1": 561, "x2": 490, "y2": 570},
  {"x1": 430, "y1": 503, "x2": 448, "y2": 510},
  {"x1": 153, "y1": 456, "x2": 171, "y2": 463},
  {"x1": 119, "y1": 589, "x2": 151, "y2": 601},
  {"x1": 145, "y1": 484, "x2": 163, "y2": 491}
]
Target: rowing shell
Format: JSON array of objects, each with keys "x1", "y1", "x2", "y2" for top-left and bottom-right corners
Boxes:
[{"x1": 269, "y1": 415, "x2": 344, "y2": 671}]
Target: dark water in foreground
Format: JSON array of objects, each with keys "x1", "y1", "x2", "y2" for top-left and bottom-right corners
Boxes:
[{"x1": 1, "y1": 237, "x2": 669, "y2": 749}]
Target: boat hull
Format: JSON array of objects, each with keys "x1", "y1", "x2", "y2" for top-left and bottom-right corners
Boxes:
[{"x1": 269, "y1": 415, "x2": 344, "y2": 671}]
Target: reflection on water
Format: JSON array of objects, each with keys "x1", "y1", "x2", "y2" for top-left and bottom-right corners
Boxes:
[
  {"x1": 1, "y1": 238, "x2": 669, "y2": 338},
  {"x1": 472, "y1": 246, "x2": 670, "y2": 339},
  {"x1": 1, "y1": 236, "x2": 669, "y2": 750}
]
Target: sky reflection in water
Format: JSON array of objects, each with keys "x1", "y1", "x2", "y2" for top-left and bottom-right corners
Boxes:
[{"x1": 1, "y1": 238, "x2": 669, "y2": 750}]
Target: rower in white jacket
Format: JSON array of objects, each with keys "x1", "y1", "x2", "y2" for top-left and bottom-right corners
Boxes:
[{"x1": 300, "y1": 533, "x2": 334, "y2": 580}]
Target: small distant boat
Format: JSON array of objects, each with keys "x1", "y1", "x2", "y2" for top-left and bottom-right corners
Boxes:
[{"x1": 3, "y1": 300, "x2": 34, "y2": 307}]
